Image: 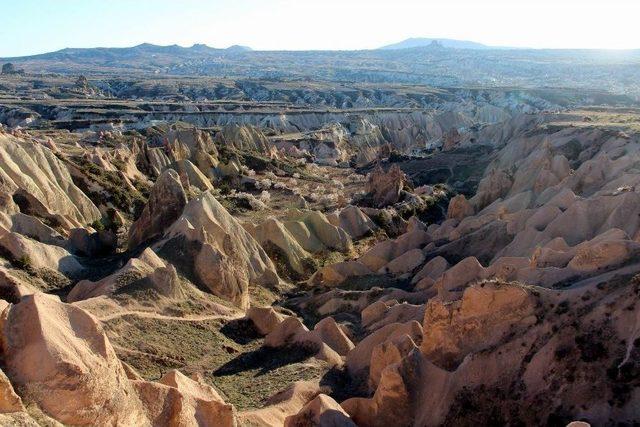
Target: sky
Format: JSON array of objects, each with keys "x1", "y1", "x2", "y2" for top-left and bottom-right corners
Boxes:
[{"x1": 1, "y1": 0, "x2": 639, "y2": 57}]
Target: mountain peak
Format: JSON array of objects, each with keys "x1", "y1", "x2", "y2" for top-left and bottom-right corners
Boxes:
[
  {"x1": 226, "y1": 45, "x2": 252, "y2": 52},
  {"x1": 379, "y1": 37, "x2": 490, "y2": 50}
]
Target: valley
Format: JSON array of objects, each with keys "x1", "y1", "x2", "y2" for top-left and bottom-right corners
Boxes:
[{"x1": 0, "y1": 43, "x2": 639, "y2": 427}]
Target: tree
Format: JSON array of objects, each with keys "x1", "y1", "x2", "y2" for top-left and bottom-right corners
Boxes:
[
  {"x1": 2, "y1": 63, "x2": 16, "y2": 74},
  {"x1": 1, "y1": 63, "x2": 23, "y2": 75}
]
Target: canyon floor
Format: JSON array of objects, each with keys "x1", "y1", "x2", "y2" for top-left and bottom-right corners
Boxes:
[{"x1": 0, "y1": 70, "x2": 639, "y2": 426}]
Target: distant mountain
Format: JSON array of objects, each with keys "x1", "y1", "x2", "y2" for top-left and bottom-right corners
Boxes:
[
  {"x1": 379, "y1": 38, "x2": 492, "y2": 50},
  {"x1": 226, "y1": 45, "x2": 252, "y2": 52},
  {"x1": 2, "y1": 41, "x2": 639, "y2": 97},
  {"x1": 4, "y1": 43, "x2": 253, "y2": 62}
]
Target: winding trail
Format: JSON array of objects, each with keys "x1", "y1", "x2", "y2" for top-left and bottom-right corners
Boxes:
[{"x1": 98, "y1": 310, "x2": 241, "y2": 323}]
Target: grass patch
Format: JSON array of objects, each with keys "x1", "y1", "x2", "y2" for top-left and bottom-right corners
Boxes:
[{"x1": 103, "y1": 314, "x2": 330, "y2": 410}]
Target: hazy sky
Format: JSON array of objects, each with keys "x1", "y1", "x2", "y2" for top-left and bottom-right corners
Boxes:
[{"x1": 1, "y1": 0, "x2": 639, "y2": 57}]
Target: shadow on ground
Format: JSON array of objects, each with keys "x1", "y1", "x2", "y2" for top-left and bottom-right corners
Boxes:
[
  {"x1": 213, "y1": 344, "x2": 317, "y2": 377},
  {"x1": 220, "y1": 318, "x2": 262, "y2": 345}
]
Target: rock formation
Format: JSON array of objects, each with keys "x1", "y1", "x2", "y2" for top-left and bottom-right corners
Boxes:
[
  {"x1": 161, "y1": 191, "x2": 279, "y2": 308},
  {"x1": 68, "y1": 248, "x2": 181, "y2": 301},
  {"x1": 365, "y1": 165, "x2": 409, "y2": 208},
  {"x1": 0, "y1": 293, "x2": 149, "y2": 425},
  {"x1": 128, "y1": 169, "x2": 187, "y2": 249},
  {"x1": 0, "y1": 135, "x2": 100, "y2": 227}
]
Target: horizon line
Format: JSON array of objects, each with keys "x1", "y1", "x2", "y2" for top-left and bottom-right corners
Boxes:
[{"x1": 3, "y1": 40, "x2": 640, "y2": 59}]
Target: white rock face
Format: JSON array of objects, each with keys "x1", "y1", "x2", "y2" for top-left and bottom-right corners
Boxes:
[
  {"x1": 0, "y1": 134, "x2": 100, "y2": 226},
  {"x1": 245, "y1": 217, "x2": 314, "y2": 276},
  {"x1": 0, "y1": 227, "x2": 83, "y2": 276}
]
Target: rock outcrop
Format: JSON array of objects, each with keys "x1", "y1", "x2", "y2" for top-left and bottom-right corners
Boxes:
[
  {"x1": 0, "y1": 293, "x2": 149, "y2": 425},
  {"x1": 0, "y1": 227, "x2": 83, "y2": 276},
  {"x1": 0, "y1": 135, "x2": 100, "y2": 227},
  {"x1": 446, "y1": 194, "x2": 474, "y2": 221},
  {"x1": 128, "y1": 169, "x2": 187, "y2": 249},
  {"x1": 247, "y1": 306, "x2": 287, "y2": 336},
  {"x1": 239, "y1": 381, "x2": 321, "y2": 427},
  {"x1": 161, "y1": 191, "x2": 279, "y2": 308},
  {"x1": 329, "y1": 205, "x2": 377, "y2": 239},
  {"x1": 246, "y1": 210, "x2": 353, "y2": 278},
  {"x1": 68, "y1": 248, "x2": 181, "y2": 301},
  {"x1": 134, "y1": 370, "x2": 236, "y2": 427},
  {"x1": 365, "y1": 164, "x2": 409, "y2": 208},
  {"x1": 284, "y1": 394, "x2": 356, "y2": 427},
  {"x1": 264, "y1": 316, "x2": 353, "y2": 365}
]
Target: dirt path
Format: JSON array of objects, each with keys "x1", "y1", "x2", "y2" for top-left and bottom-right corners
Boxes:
[{"x1": 98, "y1": 310, "x2": 240, "y2": 323}]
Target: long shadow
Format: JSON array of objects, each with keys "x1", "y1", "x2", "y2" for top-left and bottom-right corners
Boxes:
[
  {"x1": 338, "y1": 274, "x2": 413, "y2": 292},
  {"x1": 220, "y1": 318, "x2": 262, "y2": 345},
  {"x1": 213, "y1": 345, "x2": 316, "y2": 377},
  {"x1": 319, "y1": 366, "x2": 371, "y2": 403}
]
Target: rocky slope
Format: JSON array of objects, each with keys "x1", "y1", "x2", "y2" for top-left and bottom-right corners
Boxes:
[{"x1": 0, "y1": 93, "x2": 638, "y2": 426}]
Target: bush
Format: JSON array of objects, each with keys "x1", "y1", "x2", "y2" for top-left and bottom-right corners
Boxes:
[
  {"x1": 91, "y1": 219, "x2": 106, "y2": 232},
  {"x1": 16, "y1": 255, "x2": 31, "y2": 270}
]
